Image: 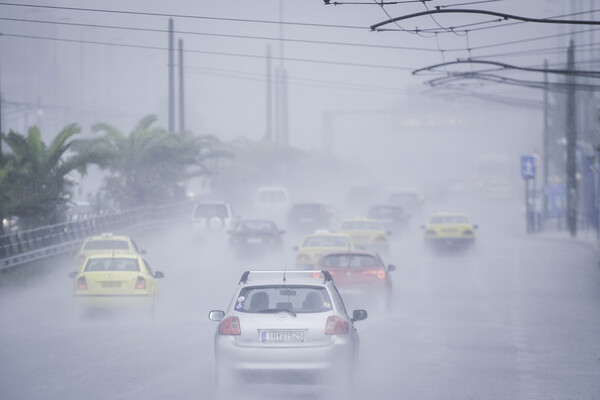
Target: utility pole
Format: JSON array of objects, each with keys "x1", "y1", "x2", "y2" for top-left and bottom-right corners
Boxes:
[
  {"x1": 178, "y1": 38, "x2": 185, "y2": 133},
  {"x1": 264, "y1": 46, "x2": 272, "y2": 142},
  {"x1": 543, "y1": 59, "x2": 549, "y2": 220},
  {"x1": 168, "y1": 18, "x2": 175, "y2": 132},
  {"x1": 566, "y1": 40, "x2": 578, "y2": 237}
]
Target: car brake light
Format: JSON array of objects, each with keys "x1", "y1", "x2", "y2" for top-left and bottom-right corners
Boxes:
[
  {"x1": 325, "y1": 316, "x2": 349, "y2": 335},
  {"x1": 298, "y1": 254, "x2": 309, "y2": 262},
  {"x1": 76, "y1": 276, "x2": 87, "y2": 290},
  {"x1": 312, "y1": 271, "x2": 323, "y2": 279},
  {"x1": 135, "y1": 276, "x2": 146, "y2": 289},
  {"x1": 218, "y1": 316, "x2": 241, "y2": 335},
  {"x1": 362, "y1": 270, "x2": 386, "y2": 279}
]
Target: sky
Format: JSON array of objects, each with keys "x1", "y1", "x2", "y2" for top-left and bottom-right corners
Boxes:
[{"x1": 0, "y1": 0, "x2": 598, "y2": 199}]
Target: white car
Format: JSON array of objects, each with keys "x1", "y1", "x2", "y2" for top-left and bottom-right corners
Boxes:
[
  {"x1": 209, "y1": 270, "x2": 367, "y2": 390},
  {"x1": 191, "y1": 201, "x2": 236, "y2": 233}
]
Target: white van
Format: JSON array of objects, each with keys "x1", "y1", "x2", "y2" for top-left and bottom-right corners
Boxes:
[{"x1": 253, "y1": 187, "x2": 290, "y2": 217}]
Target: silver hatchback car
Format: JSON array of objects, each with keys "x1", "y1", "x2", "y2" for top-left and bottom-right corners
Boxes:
[{"x1": 209, "y1": 270, "x2": 367, "y2": 389}]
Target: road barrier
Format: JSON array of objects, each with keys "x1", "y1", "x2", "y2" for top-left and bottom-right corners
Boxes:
[{"x1": 0, "y1": 201, "x2": 193, "y2": 270}]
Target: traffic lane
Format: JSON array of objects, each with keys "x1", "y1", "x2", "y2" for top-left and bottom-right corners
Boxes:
[
  {"x1": 0, "y1": 222, "x2": 301, "y2": 400},
  {"x1": 0, "y1": 224, "x2": 231, "y2": 400},
  {"x1": 353, "y1": 232, "x2": 600, "y2": 400}
]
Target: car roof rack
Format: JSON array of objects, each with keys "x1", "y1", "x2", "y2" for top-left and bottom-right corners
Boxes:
[{"x1": 239, "y1": 270, "x2": 333, "y2": 284}]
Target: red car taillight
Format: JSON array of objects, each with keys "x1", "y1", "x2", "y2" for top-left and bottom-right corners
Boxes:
[
  {"x1": 325, "y1": 316, "x2": 349, "y2": 335},
  {"x1": 218, "y1": 316, "x2": 241, "y2": 335},
  {"x1": 362, "y1": 269, "x2": 387, "y2": 279},
  {"x1": 76, "y1": 276, "x2": 87, "y2": 290},
  {"x1": 135, "y1": 276, "x2": 146, "y2": 290}
]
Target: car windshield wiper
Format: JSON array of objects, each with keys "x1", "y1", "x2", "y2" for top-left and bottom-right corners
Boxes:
[{"x1": 256, "y1": 308, "x2": 297, "y2": 317}]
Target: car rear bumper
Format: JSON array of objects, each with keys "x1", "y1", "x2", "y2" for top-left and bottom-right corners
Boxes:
[
  {"x1": 214, "y1": 336, "x2": 355, "y2": 384},
  {"x1": 73, "y1": 293, "x2": 155, "y2": 309}
]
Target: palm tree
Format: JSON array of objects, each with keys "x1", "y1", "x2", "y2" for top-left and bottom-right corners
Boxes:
[
  {"x1": 74, "y1": 115, "x2": 223, "y2": 210},
  {"x1": 1, "y1": 124, "x2": 93, "y2": 228}
]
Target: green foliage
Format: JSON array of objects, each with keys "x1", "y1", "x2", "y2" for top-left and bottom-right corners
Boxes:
[
  {"x1": 73, "y1": 115, "x2": 224, "y2": 210},
  {"x1": 0, "y1": 124, "x2": 94, "y2": 228}
]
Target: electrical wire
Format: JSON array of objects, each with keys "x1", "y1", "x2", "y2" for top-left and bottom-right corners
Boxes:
[
  {"x1": 0, "y1": 2, "x2": 366, "y2": 30},
  {"x1": 0, "y1": 16, "x2": 443, "y2": 53},
  {"x1": 0, "y1": 32, "x2": 417, "y2": 71}
]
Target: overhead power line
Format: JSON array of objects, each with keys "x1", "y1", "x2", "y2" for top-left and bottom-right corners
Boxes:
[
  {"x1": 413, "y1": 60, "x2": 600, "y2": 78},
  {"x1": 0, "y1": 32, "x2": 415, "y2": 71},
  {"x1": 371, "y1": 9, "x2": 600, "y2": 31},
  {"x1": 0, "y1": 2, "x2": 365, "y2": 30},
  {"x1": 426, "y1": 72, "x2": 600, "y2": 91},
  {"x1": 0, "y1": 16, "x2": 443, "y2": 53}
]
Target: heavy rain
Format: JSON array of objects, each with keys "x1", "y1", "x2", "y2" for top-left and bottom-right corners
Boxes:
[{"x1": 1, "y1": 1, "x2": 599, "y2": 399}]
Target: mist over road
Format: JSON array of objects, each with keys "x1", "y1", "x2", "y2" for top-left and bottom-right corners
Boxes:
[{"x1": 1, "y1": 197, "x2": 598, "y2": 400}]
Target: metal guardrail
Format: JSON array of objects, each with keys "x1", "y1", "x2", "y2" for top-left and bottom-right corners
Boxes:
[{"x1": 0, "y1": 201, "x2": 194, "y2": 270}]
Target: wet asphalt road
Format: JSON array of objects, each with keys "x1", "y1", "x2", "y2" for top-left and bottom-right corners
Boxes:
[{"x1": 1, "y1": 198, "x2": 599, "y2": 400}]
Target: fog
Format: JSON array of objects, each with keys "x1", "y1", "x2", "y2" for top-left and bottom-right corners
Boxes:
[{"x1": 1, "y1": 1, "x2": 600, "y2": 399}]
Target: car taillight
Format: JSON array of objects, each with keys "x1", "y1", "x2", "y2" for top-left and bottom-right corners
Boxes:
[
  {"x1": 325, "y1": 316, "x2": 349, "y2": 335},
  {"x1": 312, "y1": 271, "x2": 323, "y2": 279},
  {"x1": 218, "y1": 316, "x2": 241, "y2": 335},
  {"x1": 135, "y1": 276, "x2": 146, "y2": 290},
  {"x1": 362, "y1": 270, "x2": 387, "y2": 279},
  {"x1": 76, "y1": 276, "x2": 87, "y2": 290}
]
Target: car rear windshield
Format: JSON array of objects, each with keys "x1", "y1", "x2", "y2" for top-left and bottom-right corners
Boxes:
[
  {"x1": 430, "y1": 216, "x2": 469, "y2": 224},
  {"x1": 320, "y1": 254, "x2": 381, "y2": 269},
  {"x1": 83, "y1": 240, "x2": 130, "y2": 251},
  {"x1": 236, "y1": 285, "x2": 333, "y2": 313},
  {"x1": 303, "y1": 236, "x2": 350, "y2": 248},
  {"x1": 194, "y1": 204, "x2": 229, "y2": 218},
  {"x1": 84, "y1": 258, "x2": 140, "y2": 272},
  {"x1": 341, "y1": 221, "x2": 381, "y2": 230},
  {"x1": 234, "y1": 221, "x2": 276, "y2": 233}
]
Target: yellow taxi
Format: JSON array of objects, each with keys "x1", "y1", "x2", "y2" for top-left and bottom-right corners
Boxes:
[
  {"x1": 293, "y1": 231, "x2": 354, "y2": 268},
  {"x1": 68, "y1": 253, "x2": 164, "y2": 313},
  {"x1": 338, "y1": 217, "x2": 389, "y2": 251},
  {"x1": 422, "y1": 212, "x2": 477, "y2": 251},
  {"x1": 75, "y1": 233, "x2": 144, "y2": 267}
]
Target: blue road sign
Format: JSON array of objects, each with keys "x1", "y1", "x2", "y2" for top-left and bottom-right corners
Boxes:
[{"x1": 521, "y1": 155, "x2": 536, "y2": 179}]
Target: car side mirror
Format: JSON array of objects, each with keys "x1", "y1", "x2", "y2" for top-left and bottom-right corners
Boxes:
[
  {"x1": 68, "y1": 271, "x2": 78, "y2": 279},
  {"x1": 473, "y1": 224, "x2": 479, "y2": 229},
  {"x1": 352, "y1": 309, "x2": 368, "y2": 322},
  {"x1": 209, "y1": 310, "x2": 225, "y2": 321},
  {"x1": 387, "y1": 231, "x2": 392, "y2": 236},
  {"x1": 387, "y1": 264, "x2": 396, "y2": 271},
  {"x1": 140, "y1": 249, "x2": 147, "y2": 255},
  {"x1": 154, "y1": 271, "x2": 165, "y2": 279},
  {"x1": 292, "y1": 246, "x2": 299, "y2": 251},
  {"x1": 420, "y1": 225, "x2": 425, "y2": 229}
]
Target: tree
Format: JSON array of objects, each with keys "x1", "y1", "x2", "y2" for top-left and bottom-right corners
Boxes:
[
  {"x1": 0, "y1": 124, "x2": 93, "y2": 228},
  {"x1": 74, "y1": 115, "x2": 224, "y2": 210}
]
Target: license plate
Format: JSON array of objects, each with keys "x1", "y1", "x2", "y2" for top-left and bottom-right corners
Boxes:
[
  {"x1": 247, "y1": 238, "x2": 262, "y2": 244},
  {"x1": 261, "y1": 330, "x2": 304, "y2": 343},
  {"x1": 101, "y1": 281, "x2": 121, "y2": 288}
]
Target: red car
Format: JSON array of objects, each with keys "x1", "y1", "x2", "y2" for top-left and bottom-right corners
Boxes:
[{"x1": 316, "y1": 250, "x2": 395, "y2": 313}]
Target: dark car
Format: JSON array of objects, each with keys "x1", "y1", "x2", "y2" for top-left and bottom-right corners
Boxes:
[
  {"x1": 367, "y1": 204, "x2": 409, "y2": 233},
  {"x1": 316, "y1": 250, "x2": 395, "y2": 312},
  {"x1": 287, "y1": 202, "x2": 337, "y2": 234},
  {"x1": 228, "y1": 219, "x2": 285, "y2": 257}
]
